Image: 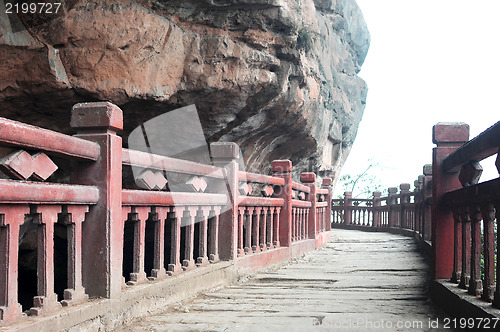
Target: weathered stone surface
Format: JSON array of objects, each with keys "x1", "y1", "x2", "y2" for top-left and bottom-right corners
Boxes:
[
  {"x1": 120, "y1": 230, "x2": 449, "y2": 331},
  {"x1": 0, "y1": 0, "x2": 369, "y2": 183}
]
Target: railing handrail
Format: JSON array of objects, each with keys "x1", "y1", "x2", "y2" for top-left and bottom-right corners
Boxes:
[
  {"x1": 122, "y1": 148, "x2": 225, "y2": 179},
  {"x1": 291, "y1": 181, "x2": 311, "y2": 193},
  {"x1": 442, "y1": 121, "x2": 500, "y2": 172},
  {"x1": 238, "y1": 196, "x2": 284, "y2": 207},
  {"x1": 238, "y1": 171, "x2": 285, "y2": 186},
  {"x1": 122, "y1": 190, "x2": 227, "y2": 206},
  {"x1": 0, "y1": 117, "x2": 100, "y2": 161},
  {"x1": 0, "y1": 179, "x2": 99, "y2": 204}
]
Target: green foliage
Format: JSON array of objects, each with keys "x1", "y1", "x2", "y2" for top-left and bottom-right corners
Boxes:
[
  {"x1": 337, "y1": 160, "x2": 386, "y2": 199},
  {"x1": 297, "y1": 26, "x2": 317, "y2": 52}
]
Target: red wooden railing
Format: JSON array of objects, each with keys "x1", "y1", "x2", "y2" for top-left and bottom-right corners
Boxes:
[
  {"x1": 333, "y1": 121, "x2": 500, "y2": 312},
  {"x1": 0, "y1": 102, "x2": 332, "y2": 325}
]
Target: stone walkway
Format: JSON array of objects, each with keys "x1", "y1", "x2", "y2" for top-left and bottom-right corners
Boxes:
[{"x1": 121, "y1": 229, "x2": 451, "y2": 331}]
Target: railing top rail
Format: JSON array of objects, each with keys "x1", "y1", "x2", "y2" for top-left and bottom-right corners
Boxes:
[
  {"x1": 0, "y1": 179, "x2": 99, "y2": 205},
  {"x1": 122, "y1": 148, "x2": 225, "y2": 179},
  {"x1": 291, "y1": 199, "x2": 312, "y2": 208},
  {"x1": 443, "y1": 177, "x2": 500, "y2": 207},
  {"x1": 0, "y1": 117, "x2": 100, "y2": 161},
  {"x1": 122, "y1": 190, "x2": 227, "y2": 206},
  {"x1": 291, "y1": 181, "x2": 311, "y2": 194},
  {"x1": 349, "y1": 198, "x2": 373, "y2": 202},
  {"x1": 238, "y1": 196, "x2": 284, "y2": 207},
  {"x1": 238, "y1": 171, "x2": 285, "y2": 186},
  {"x1": 317, "y1": 201, "x2": 328, "y2": 207},
  {"x1": 443, "y1": 120, "x2": 500, "y2": 172},
  {"x1": 316, "y1": 188, "x2": 329, "y2": 195}
]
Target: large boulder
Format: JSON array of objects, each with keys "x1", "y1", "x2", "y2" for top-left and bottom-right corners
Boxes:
[{"x1": 0, "y1": 0, "x2": 369, "y2": 183}]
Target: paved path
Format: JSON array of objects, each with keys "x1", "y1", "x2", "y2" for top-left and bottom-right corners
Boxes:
[{"x1": 122, "y1": 229, "x2": 450, "y2": 331}]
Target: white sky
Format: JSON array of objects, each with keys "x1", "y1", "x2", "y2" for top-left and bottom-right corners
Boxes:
[{"x1": 336, "y1": 0, "x2": 500, "y2": 196}]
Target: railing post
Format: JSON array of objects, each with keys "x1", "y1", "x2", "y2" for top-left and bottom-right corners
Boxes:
[
  {"x1": 210, "y1": 142, "x2": 239, "y2": 261},
  {"x1": 423, "y1": 164, "x2": 433, "y2": 241},
  {"x1": 400, "y1": 183, "x2": 410, "y2": 229},
  {"x1": 343, "y1": 192, "x2": 352, "y2": 225},
  {"x1": 415, "y1": 176, "x2": 424, "y2": 235},
  {"x1": 322, "y1": 178, "x2": 332, "y2": 231},
  {"x1": 71, "y1": 102, "x2": 123, "y2": 299},
  {"x1": 271, "y1": 160, "x2": 293, "y2": 247},
  {"x1": 372, "y1": 191, "x2": 381, "y2": 227},
  {"x1": 387, "y1": 187, "x2": 398, "y2": 228},
  {"x1": 431, "y1": 122, "x2": 469, "y2": 280},
  {"x1": 300, "y1": 172, "x2": 317, "y2": 238}
]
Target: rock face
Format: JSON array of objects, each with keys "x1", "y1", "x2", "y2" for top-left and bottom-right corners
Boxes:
[{"x1": 0, "y1": 0, "x2": 369, "y2": 183}]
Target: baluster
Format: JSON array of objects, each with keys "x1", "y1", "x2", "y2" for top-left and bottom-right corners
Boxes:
[
  {"x1": 60, "y1": 205, "x2": 89, "y2": 306},
  {"x1": 303, "y1": 208, "x2": 307, "y2": 239},
  {"x1": 274, "y1": 207, "x2": 281, "y2": 248},
  {"x1": 244, "y1": 207, "x2": 252, "y2": 254},
  {"x1": 458, "y1": 208, "x2": 471, "y2": 289},
  {"x1": 266, "y1": 207, "x2": 273, "y2": 249},
  {"x1": 0, "y1": 206, "x2": 29, "y2": 322},
  {"x1": 304, "y1": 209, "x2": 309, "y2": 238},
  {"x1": 31, "y1": 205, "x2": 62, "y2": 315},
  {"x1": 167, "y1": 206, "x2": 182, "y2": 274},
  {"x1": 451, "y1": 209, "x2": 462, "y2": 284},
  {"x1": 316, "y1": 207, "x2": 320, "y2": 231},
  {"x1": 150, "y1": 207, "x2": 167, "y2": 279},
  {"x1": 252, "y1": 207, "x2": 261, "y2": 252},
  {"x1": 468, "y1": 205, "x2": 482, "y2": 295},
  {"x1": 167, "y1": 206, "x2": 184, "y2": 275},
  {"x1": 297, "y1": 208, "x2": 301, "y2": 239},
  {"x1": 208, "y1": 207, "x2": 220, "y2": 263},
  {"x1": 181, "y1": 207, "x2": 195, "y2": 270},
  {"x1": 303, "y1": 208, "x2": 307, "y2": 238},
  {"x1": 196, "y1": 207, "x2": 209, "y2": 266},
  {"x1": 292, "y1": 207, "x2": 297, "y2": 242},
  {"x1": 237, "y1": 207, "x2": 245, "y2": 256},
  {"x1": 494, "y1": 201, "x2": 500, "y2": 308},
  {"x1": 300, "y1": 207, "x2": 304, "y2": 237},
  {"x1": 481, "y1": 203, "x2": 495, "y2": 302},
  {"x1": 260, "y1": 207, "x2": 267, "y2": 251},
  {"x1": 297, "y1": 207, "x2": 301, "y2": 239},
  {"x1": 128, "y1": 206, "x2": 148, "y2": 284}
]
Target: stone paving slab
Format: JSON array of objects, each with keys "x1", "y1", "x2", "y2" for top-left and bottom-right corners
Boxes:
[{"x1": 120, "y1": 229, "x2": 452, "y2": 331}]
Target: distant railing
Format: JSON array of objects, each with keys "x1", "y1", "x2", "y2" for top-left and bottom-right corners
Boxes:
[
  {"x1": 333, "y1": 121, "x2": 500, "y2": 312},
  {"x1": 0, "y1": 102, "x2": 332, "y2": 325},
  {"x1": 332, "y1": 180, "x2": 431, "y2": 240}
]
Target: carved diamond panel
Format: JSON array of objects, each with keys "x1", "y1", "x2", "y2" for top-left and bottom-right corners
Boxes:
[
  {"x1": 0, "y1": 150, "x2": 57, "y2": 181},
  {"x1": 32, "y1": 153, "x2": 59, "y2": 181},
  {"x1": 187, "y1": 176, "x2": 208, "y2": 193},
  {"x1": 297, "y1": 192, "x2": 306, "y2": 200},
  {"x1": 458, "y1": 161, "x2": 482, "y2": 187},
  {"x1": 136, "y1": 170, "x2": 167, "y2": 190},
  {"x1": 261, "y1": 185, "x2": 274, "y2": 197},
  {"x1": 239, "y1": 182, "x2": 253, "y2": 196}
]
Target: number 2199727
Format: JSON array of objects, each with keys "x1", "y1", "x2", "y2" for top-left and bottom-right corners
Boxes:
[{"x1": 5, "y1": 2, "x2": 62, "y2": 14}]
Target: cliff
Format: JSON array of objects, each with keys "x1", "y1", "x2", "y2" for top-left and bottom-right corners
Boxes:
[{"x1": 0, "y1": 0, "x2": 369, "y2": 183}]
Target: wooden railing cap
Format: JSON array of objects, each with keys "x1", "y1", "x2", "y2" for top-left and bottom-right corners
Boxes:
[
  {"x1": 300, "y1": 172, "x2": 316, "y2": 183},
  {"x1": 210, "y1": 142, "x2": 239, "y2": 159},
  {"x1": 271, "y1": 160, "x2": 292, "y2": 172},
  {"x1": 400, "y1": 183, "x2": 411, "y2": 191},
  {"x1": 388, "y1": 187, "x2": 398, "y2": 194},
  {"x1": 71, "y1": 102, "x2": 123, "y2": 131},
  {"x1": 423, "y1": 164, "x2": 432, "y2": 176},
  {"x1": 432, "y1": 122, "x2": 469, "y2": 145}
]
